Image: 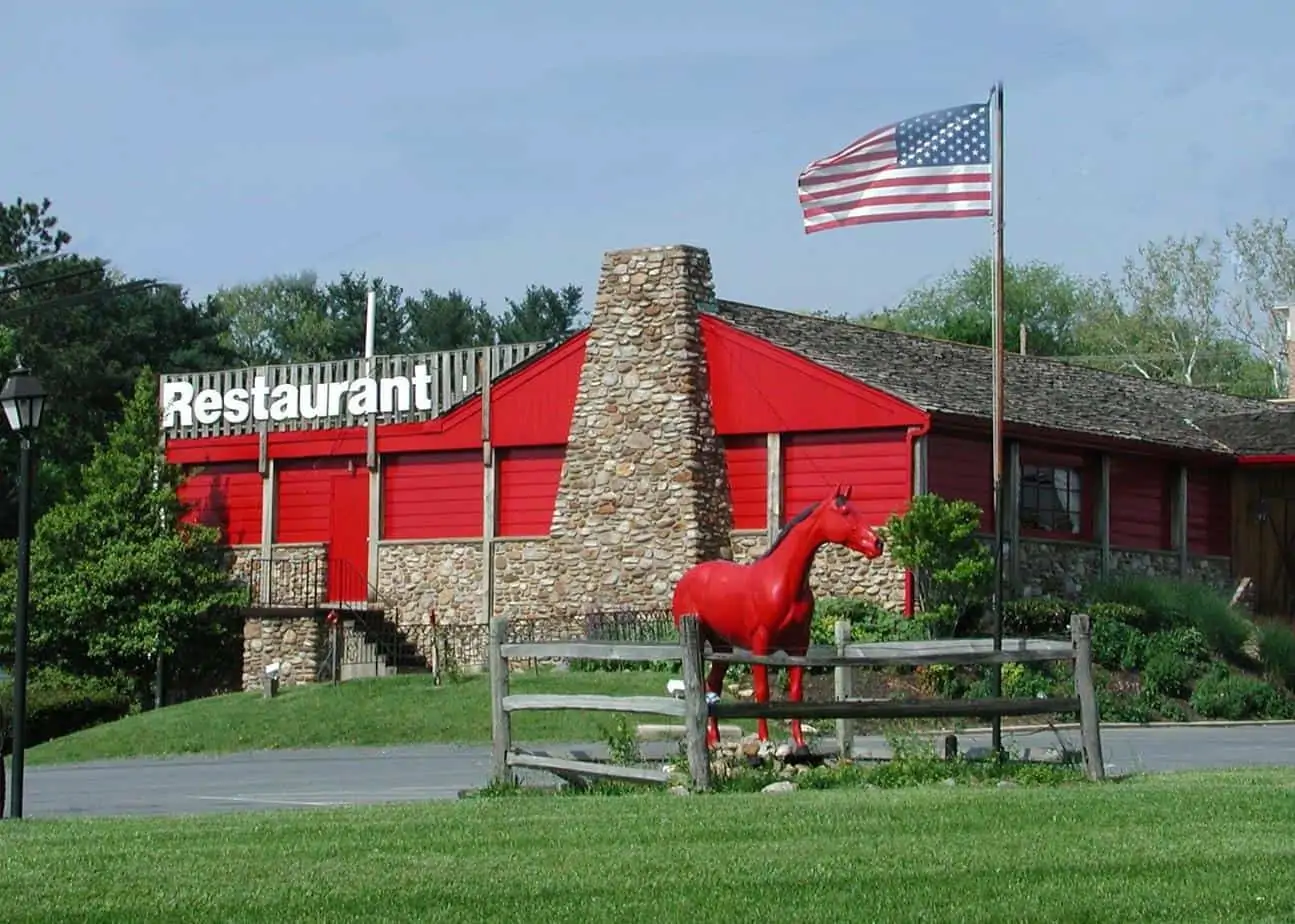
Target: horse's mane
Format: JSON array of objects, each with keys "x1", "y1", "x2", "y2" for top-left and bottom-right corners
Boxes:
[{"x1": 755, "y1": 502, "x2": 817, "y2": 561}]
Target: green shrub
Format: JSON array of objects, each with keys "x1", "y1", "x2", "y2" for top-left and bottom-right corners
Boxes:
[
  {"x1": 1255, "y1": 621, "x2": 1295, "y2": 691},
  {"x1": 1090, "y1": 615, "x2": 1147, "y2": 671},
  {"x1": 1086, "y1": 578, "x2": 1251, "y2": 662},
  {"x1": 0, "y1": 667, "x2": 134, "y2": 752},
  {"x1": 1140, "y1": 652, "x2": 1196, "y2": 700},
  {"x1": 810, "y1": 597, "x2": 920, "y2": 645},
  {"x1": 1189, "y1": 664, "x2": 1294, "y2": 721},
  {"x1": 1001, "y1": 662, "x2": 1057, "y2": 699},
  {"x1": 1087, "y1": 602, "x2": 1153, "y2": 633},
  {"x1": 883, "y1": 494, "x2": 993, "y2": 637},
  {"x1": 1097, "y1": 689, "x2": 1156, "y2": 724},
  {"x1": 1002, "y1": 597, "x2": 1075, "y2": 637},
  {"x1": 1144, "y1": 627, "x2": 1211, "y2": 668}
]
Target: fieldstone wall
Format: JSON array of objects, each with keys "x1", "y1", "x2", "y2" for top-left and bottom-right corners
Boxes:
[
  {"x1": 242, "y1": 613, "x2": 326, "y2": 691},
  {"x1": 1016, "y1": 538, "x2": 1234, "y2": 599},
  {"x1": 729, "y1": 530, "x2": 907, "y2": 610},
  {"x1": 377, "y1": 541, "x2": 482, "y2": 626},
  {"x1": 542, "y1": 245, "x2": 733, "y2": 608}
]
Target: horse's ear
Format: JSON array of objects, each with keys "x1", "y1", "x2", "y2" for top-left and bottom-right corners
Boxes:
[{"x1": 843, "y1": 485, "x2": 853, "y2": 499}]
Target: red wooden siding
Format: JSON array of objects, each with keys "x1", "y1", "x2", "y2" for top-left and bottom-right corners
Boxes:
[
  {"x1": 724, "y1": 436, "x2": 767, "y2": 530},
  {"x1": 1187, "y1": 466, "x2": 1232, "y2": 557},
  {"x1": 497, "y1": 446, "x2": 564, "y2": 537},
  {"x1": 926, "y1": 432, "x2": 993, "y2": 531},
  {"x1": 383, "y1": 451, "x2": 483, "y2": 540},
  {"x1": 275, "y1": 458, "x2": 356, "y2": 543},
  {"x1": 781, "y1": 429, "x2": 910, "y2": 528},
  {"x1": 178, "y1": 461, "x2": 262, "y2": 545},
  {"x1": 1017, "y1": 445, "x2": 1095, "y2": 540},
  {"x1": 1108, "y1": 456, "x2": 1170, "y2": 550},
  {"x1": 700, "y1": 316, "x2": 927, "y2": 436}
]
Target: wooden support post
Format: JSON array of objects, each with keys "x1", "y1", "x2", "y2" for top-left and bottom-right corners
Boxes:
[
  {"x1": 489, "y1": 617, "x2": 513, "y2": 786},
  {"x1": 1175, "y1": 465, "x2": 1189, "y2": 578},
  {"x1": 1097, "y1": 453, "x2": 1111, "y2": 580},
  {"x1": 482, "y1": 349, "x2": 496, "y2": 627},
  {"x1": 765, "y1": 433, "x2": 782, "y2": 549},
  {"x1": 678, "y1": 615, "x2": 712, "y2": 792},
  {"x1": 1071, "y1": 612, "x2": 1105, "y2": 782},
  {"x1": 258, "y1": 459, "x2": 276, "y2": 605},
  {"x1": 367, "y1": 457, "x2": 381, "y2": 602},
  {"x1": 1006, "y1": 440, "x2": 1021, "y2": 592},
  {"x1": 834, "y1": 618, "x2": 853, "y2": 758}
]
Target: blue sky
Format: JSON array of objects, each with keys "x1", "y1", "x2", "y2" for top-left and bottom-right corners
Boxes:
[{"x1": 3, "y1": 1, "x2": 1292, "y2": 322}]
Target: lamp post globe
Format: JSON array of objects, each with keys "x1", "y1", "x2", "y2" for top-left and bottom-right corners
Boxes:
[
  {"x1": 2, "y1": 358, "x2": 45, "y2": 821},
  {"x1": 0, "y1": 362, "x2": 47, "y2": 436}
]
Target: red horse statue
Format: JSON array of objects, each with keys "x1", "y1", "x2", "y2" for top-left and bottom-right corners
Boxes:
[{"x1": 671, "y1": 485, "x2": 886, "y2": 751}]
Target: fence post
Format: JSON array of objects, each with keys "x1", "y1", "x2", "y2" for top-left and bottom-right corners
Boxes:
[
  {"x1": 489, "y1": 617, "x2": 513, "y2": 786},
  {"x1": 1071, "y1": 612, "x2": 1105, "y2": 781},
  {"x1": 834, "y1": 619, "x2": 853, "y2": 758},
  {"x1": 678, "y1": 615, "x2": 712, "y2": 792}
]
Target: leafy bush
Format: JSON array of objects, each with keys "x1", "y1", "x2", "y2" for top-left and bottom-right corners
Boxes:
[
  {"x1": 1096, "y1": 689, "x2": 1156, "y2": 724},
  {"x1": 1140, "y1": 652, "x2": 1196, "y2": 700},
  {"x1": 883, "y1": 494, "x2": 993, "y2": 638},
  {"x1": 1087, "y1": 602, "x2": 1152, "y2": 633},
  {"x1": 1002, "y1": 597, "x2": 1075, "y2": 637},
  {"x1": 810, "y1": 597, "x2": 921, "y2": 645},
  {"x1": 1255, "y1": 621, "x2": 1295, "y2": 691},
  {"x1": 1144, "y1": 627, "x2": 1211, "y2": 669},
  {"x1": 1001, "y1": 662, "x2": 1057, "y2": 699},
  {"x1": 0, "y1": 667, "x2": 134, "y2": 753},
  {"x1": 1189, "y1": 664, "x2": 1294, "y2": 721},
  {"x1": 1090, "y1": 615, "x2": 1147, "y2": 671},
  {"x1": 1085, "y1": 578, "x2": 1251, "y2": 662}
]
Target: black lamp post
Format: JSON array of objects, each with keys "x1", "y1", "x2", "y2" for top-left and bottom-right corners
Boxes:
[{"x1": 1, "y1": 359, "x2": 46, "y2": 821}]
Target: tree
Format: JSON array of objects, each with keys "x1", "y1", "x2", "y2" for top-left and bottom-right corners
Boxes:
[
  {"x1": 0, "y1": 197, "x2": 70, "y2": 265},
  {"x1": 1073, "y1": 233, "x2": 1279, "y2": 397},
  {"x1": 0, "y1": 372, "x2": 245, "y2": 701},
  {"x1": 865, "y1": 256, "x2": 1114, "y2": 357},
  {"x1": 496, "y1": 284, "x2": 585, "y2": 344},
  {"x1": 403, "y1": 288, "x2": 496, "y2": 352},
  {"x1": 0, "y1": 200, "x2": 238, "y2": 537},
  {"x1": 1220, "y1": 217, "x2": 1295, "y2": 395}
]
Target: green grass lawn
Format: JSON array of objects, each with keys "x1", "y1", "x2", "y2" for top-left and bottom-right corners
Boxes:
[
  {"x1": 27, "y1": 670, "x2": 716, "y2": 766},
  {"x1": 3, "y1": 769, "x2": 1294, "y2": 923}
]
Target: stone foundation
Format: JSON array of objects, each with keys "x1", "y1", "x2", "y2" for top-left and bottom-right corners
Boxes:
[
  {"x1": 242, "y1": 612, "x2": 327, "y2": 691},
  {"x1": 729, "y1": 531, "x2": 907, "y2": 610},
  {"x1": 1015, "y1": 538, "x2": 1233, "y2": 599}
]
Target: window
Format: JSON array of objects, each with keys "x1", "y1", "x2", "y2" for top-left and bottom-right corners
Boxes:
[{"x1": 1019, "y1": 464, "x2": 1082, "y2": 534}]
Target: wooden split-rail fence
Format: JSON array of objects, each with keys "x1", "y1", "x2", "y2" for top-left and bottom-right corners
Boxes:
[{"x1": 488, "y1": 614, "x2": 1106, "y2": 791}]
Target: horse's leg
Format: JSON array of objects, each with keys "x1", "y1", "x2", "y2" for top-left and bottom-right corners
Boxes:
[
  {"x1": 786, "y1": 642, "x2": 809, "y2": 751},
  {"x1": 705, "y1": 660, "x2": 727, "y2": 747},
  {"x1": 751, "y1": 630, "x2": 771, "y2": 742}
]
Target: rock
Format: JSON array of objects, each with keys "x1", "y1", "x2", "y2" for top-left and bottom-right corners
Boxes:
[
  {"x1": 943, "y1": 778, "x2": 957, "y2": 786},
  {"x1": 668, "y1": 785, "x2": 691, "y2": 797},
  {"x1": 774, "y1": 743, "x2": 794, "y2": 760},
  {"x1": 997, "y1": 780, "x2": 1018, "y2": 789},
  {"x1": 762, "y1": 780, "x2": 796, "y2": 794}
]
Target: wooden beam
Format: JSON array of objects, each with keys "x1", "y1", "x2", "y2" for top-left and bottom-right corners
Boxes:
[
  {"x1": 1006, "y1": 439, "x2": 1021, "y2": 591},
  {"x1": 706, "y1": 637, "x2": 1075, "y2": 667},
  {"x1": 1175, "y1": 464, "x2": 1189, "y2": 578},
  {"x1": 501, "y1": 641, "x2": 682, "y2": 662},
  {"x1": 711, "y1": 696, "x2": 1080, "y2": 722},
  {"x1": 506, "y1": 752, "x2": 670, "y2": 785},
  {"x1": 482, "y1": 349, "x2": 496, "y2": 626},
  {"x1": 912, "y1": 433, "x2": 929, "y2": 495},
  {"x1": 367, "y1": 457, "x2": 380, "y2": 602},
  {"x1": 1071, "y1": 612, "x2": 1105, "y2": 781},
  {"x1": 678, "y1": 614, "x2": 712, "y2": 792},
  {"x1": 258, "y1": 459, "x2": 275, "y2": 605},
  {"x1": 765, "y1": 432, "x2": 782, "y2": 546},
  {"x1": 502, "y1": 694, "x2": 687, "y2": 717},
  {"x1": 489, "y1": 618, "x2": 512, "y2": 786},
  {"x1": 1098, "y1": 453, "x2": 1111, "y2": 580}
]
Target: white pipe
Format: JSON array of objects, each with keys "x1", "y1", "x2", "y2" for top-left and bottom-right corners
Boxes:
[{"x1": 364, "y1": 286, "x2": 377, "y2": 361}]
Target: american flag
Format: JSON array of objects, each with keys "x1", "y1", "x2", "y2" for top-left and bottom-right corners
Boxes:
[{"x1": 798, "y1": 101, "x2": 992, "y2": 233}]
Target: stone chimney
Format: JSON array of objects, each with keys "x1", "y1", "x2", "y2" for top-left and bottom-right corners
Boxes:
[{"x1": 544, "y1": 245, "x2": 733, "y2": 608}]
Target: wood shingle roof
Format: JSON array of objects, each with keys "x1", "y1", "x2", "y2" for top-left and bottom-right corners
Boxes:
[{"x1": 710, "y1": 299, "x2": 1290, "y2": 456}]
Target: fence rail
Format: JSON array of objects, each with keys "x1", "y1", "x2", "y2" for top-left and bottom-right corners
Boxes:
[{"x1": 488, "y1": 613, "x2": 1106, "y2": 792}]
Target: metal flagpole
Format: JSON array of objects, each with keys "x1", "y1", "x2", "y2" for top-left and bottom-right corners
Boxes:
[{"x1": 989, "y1": 81, "x2": 1007, "y2": 756}]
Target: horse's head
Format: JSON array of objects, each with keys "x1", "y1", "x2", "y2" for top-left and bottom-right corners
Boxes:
[{"x1": 816, "y1": 485, "x2": 885, "y2": 558}]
